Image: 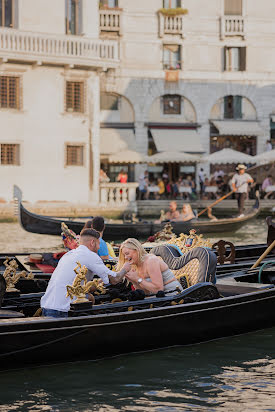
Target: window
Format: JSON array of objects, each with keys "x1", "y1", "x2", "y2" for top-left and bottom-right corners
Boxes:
[
  {"x1": 100, "y1": 93, "x2": 119, "y2": 111},
  {"x1": 66, "y1": 145, "x2": 84, "y2": 166},
  {"x1": 0, "y1": 76, "x2": 20, "y2": 109},
  {"x1": 163, "y1": 95, "x2": 181, "y2": 115},
  {"x1": 163, "y1": 0, "x2": 181, "y2": 8},
  {"x1": 66, "y1": 81, "x2": 84, "y2": 113},
  {"x1": 163, "y1": 44, "x2": 181, "y2": 70},
  {"x1": 65, "y1": 0, "x2": 81, "y2": 35},
  {"x1": 224, "y1": 95, "x2": 242, "y2": 119},
  {"x1": 0, "y1": 143, "x2": 19, "y2": 165},
  {"x1": 224, "y1": 47, "x2": 246, "y2": 71},
  {"x1": 100, "y1": 0, "x2": 118, "y2": 8},
  {"x1": 224, "y1": 0, "x2": 242, "y2": 15},
  {"x1": 0, "y1": 0, "x2": 14, "y2": 27}
]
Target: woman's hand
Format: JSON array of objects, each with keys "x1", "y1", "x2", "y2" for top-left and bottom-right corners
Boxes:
[
  {"x1": 122, "y1": 261, "x2": 131, "y2": 273},
  {"x1": 125, "y1": 269, "x2": 140, "y2": 283}
]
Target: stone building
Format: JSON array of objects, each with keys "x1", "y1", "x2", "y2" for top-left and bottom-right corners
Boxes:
[{"x1": 1, "y1": 0, "x2": 275, "y2": 204}]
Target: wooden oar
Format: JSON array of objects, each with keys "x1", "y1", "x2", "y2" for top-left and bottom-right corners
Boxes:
[
  {"x1": 250, "y1": 239, "x2": 275, "y2": 269},
  {"x1": 197, "y1": 190, "x2": 234, "y2": 217}
]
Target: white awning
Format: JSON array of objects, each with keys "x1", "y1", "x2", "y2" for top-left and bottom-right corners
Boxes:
[
  {"x1": 150, "y1": 129, "x2": 204, "y2": 153},
  {"x1": 254, "y1": 149, "x2": 275, "y2": 165},
  {"x1": 100, "y1": 128, "x2": 136, "y2": 155},
  {"x1": 108, "y1": 150, "x2": 145, "y2": 164},
  {"x1": 212, "y1": 120, "x2": 263, "y2": 136},
  {"x1": 144, "y1": 151, "x2": 202, "y2": 164},
  {"x1": 202, "y1": 148, "x2": 255, "y2": 164}
]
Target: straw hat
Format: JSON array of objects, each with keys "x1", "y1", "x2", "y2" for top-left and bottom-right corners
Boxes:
[{"x1": 236, "y1": 164, "x2": 247, "y2": 171}]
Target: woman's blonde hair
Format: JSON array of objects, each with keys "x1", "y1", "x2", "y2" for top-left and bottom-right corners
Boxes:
[
  {"x1": 116, "y1": 238, "x2": 147, "y2": 271},
  {"x1": 182, "y1": 203, "x2": 192, "y2": 213}
]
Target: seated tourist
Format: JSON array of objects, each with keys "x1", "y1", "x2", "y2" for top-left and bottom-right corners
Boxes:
[
  {"x1": 165, "y1": 201, "x2": 180, "y2": 221},
  {"x1": 117, "y1": 238, "x2": 183, "y2": 295},
  {"x1": 181, "y1": 203, "x2": 196, "y2": 222},
  {"x1": 41, "y1": 229, "x2": 131, "y2": 318},
  {"x1": 84, "y1": 217, "x2": 115, "y2": 260}
]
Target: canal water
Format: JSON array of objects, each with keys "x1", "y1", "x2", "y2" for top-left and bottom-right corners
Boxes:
[{"x1": 0, "y1": 218, "x2": 274, "y2": 412}]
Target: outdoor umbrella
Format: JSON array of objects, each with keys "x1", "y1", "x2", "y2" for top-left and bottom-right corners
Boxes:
[
  {"x1": 254, "y1": 149, "x2": 275, "y2": 165},
  {"x1": 201, "y1": 148, "x2": 255, "y2": 164}
]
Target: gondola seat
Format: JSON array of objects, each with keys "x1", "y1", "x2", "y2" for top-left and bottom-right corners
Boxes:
[{"x1": 150, "y1": 245, "x2": 217, "y2": 287}]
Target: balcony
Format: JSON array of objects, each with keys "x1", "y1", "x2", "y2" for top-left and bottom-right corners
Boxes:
[
  {"x1": 159, "y1": 14, "x2": 184, "y2": 38},
  {"x1": 99, "y1": 182, "x2": 138, "y2": 208},
  {"x1": 220, "y1": 16, "x2": 245, "y2": 39},
  {"x1": 99, "y1": 9, "x2": 122, "y2": 35},
  {"x1": 0, "y1": 28, "x2": 119, "y2": 69}
]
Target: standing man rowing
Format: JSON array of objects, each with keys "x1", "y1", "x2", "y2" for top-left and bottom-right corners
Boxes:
[{"x1": 231, "y1": 164, "x2": 254, "y2": 218}]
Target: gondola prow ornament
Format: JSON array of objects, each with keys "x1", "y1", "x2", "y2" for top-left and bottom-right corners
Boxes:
[{"x1": 3, "y1": 259, "x2": 34, "y2": 293}]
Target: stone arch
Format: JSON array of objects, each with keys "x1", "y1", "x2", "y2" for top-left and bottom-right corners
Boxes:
[
  {"x1": 100, "y1": 91, "x2": 135, "y2": 123},
  {"x1": 148, "y1": 93, "x2": 197, "y2": 123},
  {"x1": 210, "y1": 94, "x2": 257, "y2": 120}
]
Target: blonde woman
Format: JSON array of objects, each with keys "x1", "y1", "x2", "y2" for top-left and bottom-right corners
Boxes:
[
  {"x1": 181, "y1": 203, "x2": 196, "y2": 222},
  {"x1": 117, "y1": 238, "x2": 183, "y2": 295}
]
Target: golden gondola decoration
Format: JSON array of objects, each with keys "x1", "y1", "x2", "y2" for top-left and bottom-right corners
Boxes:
[
  {"x1": 66, "y1": 261, "x2": 106, "y2": 304},
  {"x1": 166, "y1": 229, "x2": 212, "y2": 253},
  {"x1": 3, "y1": 259, "x2": 34, "y2": 293}
]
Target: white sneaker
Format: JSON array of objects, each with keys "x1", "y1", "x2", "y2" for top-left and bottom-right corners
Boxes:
[{"x1": 237, "y1": 214, "x2": 244, "y2": 218}]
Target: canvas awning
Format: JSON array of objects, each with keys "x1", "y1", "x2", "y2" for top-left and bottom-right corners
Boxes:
[
  {"x1": 150, "y1": 129, "x2": 204, "y2": 153},
  {"x1": 202, "y1": 148, "x2": 255, "y2": 164},
  {"x1": 108, "y1": 150, "x2": 145, "y2": 164},
  {"x1": 212, "y1": 121, "x2": 263, "y2": 136},
  {"x1": 254, "y1": 149, "x2": 275, "y2": 165},
  {"x1": 144, "y1": 151, "x2": 202, "y2": 164},
  {"x1": 100, "y1": 128, "x2": 143, "y2": 163}
]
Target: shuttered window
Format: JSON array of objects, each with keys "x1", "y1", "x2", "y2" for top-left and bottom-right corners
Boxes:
[
  {"x1": 66, "y1": 145, "x2": 84, "y2": 166},
  {"x1": 224, "y1": 0, "x2": 242, "y2": 15},
  {"x1": 65, "y1": 0, "x2": 81, "y2": 35},
  {"x1": 223, "y1": 47, "x2": 246, "y2": 71},
  {"x1": 163, "y1": 95, "x2": 181, "y2": 114},
  {"x1": 0, "y1": 0, "x2": 14, "y2": 27},
  {"x1": 224, "y1": 95, "x2": 242, "y2": 119},
  {"x1": 0, "y1": 143, "x2": 20, "y2": 165},
  {"x1": 163, "y1": 0, "x2": 181, "y2": 8},
  {"x1": 66, "y1": 81, "x2": 84, "y2": 113},
  {"x1": 0, "y1": 76, "x2": 20, "y2": 109},
  {"x1": 163, "y1": 44, "x2": 181, "y2": 70}
]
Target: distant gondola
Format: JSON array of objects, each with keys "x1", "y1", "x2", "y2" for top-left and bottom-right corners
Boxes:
[{"x1": 16, "y1": 197, "x2": 260, "y2": 241}]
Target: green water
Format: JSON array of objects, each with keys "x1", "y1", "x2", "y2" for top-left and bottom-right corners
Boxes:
[{"x1": 0, "y1": 219, "x2": 273, "y2": 411}]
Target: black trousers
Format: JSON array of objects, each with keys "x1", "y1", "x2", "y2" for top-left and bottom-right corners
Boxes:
[{"x1": 236, "y1": 192, "x2": 246, "y2": 214}]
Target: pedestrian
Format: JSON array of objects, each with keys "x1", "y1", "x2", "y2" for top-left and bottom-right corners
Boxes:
[{"x1": 231, "y1": 164, "x2": 254, "y2": 218}]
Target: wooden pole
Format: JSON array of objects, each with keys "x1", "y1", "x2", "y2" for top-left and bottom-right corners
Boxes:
[
  {"x1": 197, "y1": 190, "x2": 234, "y2": 217},
  {"x1": 250, "y1": 239, "x2": 275, "y2": 269}
]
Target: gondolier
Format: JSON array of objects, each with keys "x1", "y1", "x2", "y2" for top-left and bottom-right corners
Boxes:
[{"x1": 232, "y1": 164, "x2": 254, "y2": 218}]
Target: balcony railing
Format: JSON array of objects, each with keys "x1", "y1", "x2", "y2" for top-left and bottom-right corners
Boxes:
[
  {"x1": 99, "y1": 9, "x2": 122, "y2": 35},
  {"x1": 159, "y1": 14, "x2": 184, "y2": 38},
  {"x1": 99, "y1": 182, "x2": 138, "y2": 208},
  {"x1": 0, "y1": 28, "x2": 119, "y2": 68},
  {"x1": 220, "y1": 16, "x2": 245, "y2": 39}
]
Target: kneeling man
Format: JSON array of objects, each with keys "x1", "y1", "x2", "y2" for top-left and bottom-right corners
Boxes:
[{"x1": 41, "y1": 228, "x2": 130, "y2": 318}]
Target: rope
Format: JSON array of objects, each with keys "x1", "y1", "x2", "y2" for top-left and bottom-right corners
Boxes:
[{"x1": 258, "y1": 261, "x2": 275, "y2": 283}]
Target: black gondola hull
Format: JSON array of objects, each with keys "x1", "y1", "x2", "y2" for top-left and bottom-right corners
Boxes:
[
  {"x1": 18, "y1": 201, "x2": 260, "y2": 240},
  {"x1": 1, "y1": 286, "x2": 275, "y2": 370}
]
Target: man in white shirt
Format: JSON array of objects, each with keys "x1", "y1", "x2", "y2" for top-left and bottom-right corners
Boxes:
[
  {"x1": 266, "y1": 140, "x2": 272, "y2": 151},
  {"x1": 41, "y1": 229, "x2": 131, "y2": 318},
  {"x1": 231, "y1": 164, "x2": 254, "y2": 218}
]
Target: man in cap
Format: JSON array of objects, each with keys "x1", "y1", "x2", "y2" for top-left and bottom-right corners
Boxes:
[{"x1": 231, "y1": 164, "x2": 254, "y2": 218}]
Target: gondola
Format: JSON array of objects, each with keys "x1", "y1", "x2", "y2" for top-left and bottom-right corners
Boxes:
[
  {"x1": 16, "y1": 197, "x2": 260, "y2": 241},
  {"x1": 1, "y1": 267, "x2": 275, "y2": 370}
]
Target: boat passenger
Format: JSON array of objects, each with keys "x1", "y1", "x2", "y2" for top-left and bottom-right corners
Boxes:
[
  {"x1": 117, "y1": 238, "x2": 183, "y2": 296},
  {"x1": 164, "y1": 201, "x2": 180, "y2": 221},
  {"x1": 84, "y1": 217, "x2": 116, "y2": 260},
  {"x1": 232, "y1": 164, "x2": 254, "y2": 218},
  {"x1": 41, "y1": 229, "x2": 131, "y2": 318},
  {"x1": 180, "y1": 203, "x2": 196, "y2": 222}
]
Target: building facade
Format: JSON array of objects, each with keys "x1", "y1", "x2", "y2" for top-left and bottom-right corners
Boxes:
[{"x1": 1, "y1": 0, "x2": 275, "y2": 203}]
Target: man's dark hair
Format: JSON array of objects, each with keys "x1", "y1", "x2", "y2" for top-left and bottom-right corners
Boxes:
[
  {"x1": 83, "y1": 220, "x2": 93, "y2": 229},
  {"x1": 80, "y1": 228, "x2": 100, "y2": 239},
  {"x1": 92, "y1": 216, "x2": 105, "y2": 232}
]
